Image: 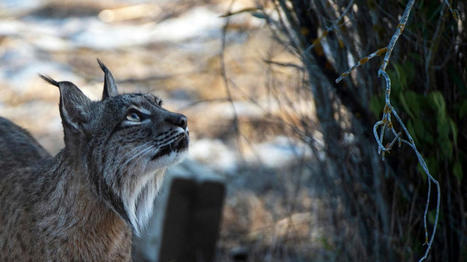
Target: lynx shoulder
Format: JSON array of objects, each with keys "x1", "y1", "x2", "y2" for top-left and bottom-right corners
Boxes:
[{"x1": 0, "y1": 60, "x2": 189, "y2": 261}]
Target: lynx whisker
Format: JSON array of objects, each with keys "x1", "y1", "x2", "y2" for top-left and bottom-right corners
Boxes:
[
  {"x1": 156, "y1": 133, "x2": 185, "y2": 149},
  {"x1": 119, "y1": 142, "x2": 154, "y2": 169}
]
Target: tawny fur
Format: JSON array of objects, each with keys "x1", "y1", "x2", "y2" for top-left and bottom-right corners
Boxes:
[{"x1": 0, "y1": 61, "x2": 188, "y2": 261}]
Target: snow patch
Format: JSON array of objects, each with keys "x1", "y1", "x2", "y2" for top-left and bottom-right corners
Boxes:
[
  {"x1": 247, "y1": 136, "x2": 312, "y2": 168},
  {"x1": 189, "y1": 139, "x2": 238, "y2": 172}
]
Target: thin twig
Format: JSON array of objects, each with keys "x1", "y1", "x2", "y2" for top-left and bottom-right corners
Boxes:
[
  {"x1": 425, "y1": 3, "x2": 447, "y2": 93},
  {"x1": 263, "y1": 59, "x2": 304, "y2": 70},
  {"x1": 326, "y1": 0, "x2": 355, "y2": 32},
  {"x1": 338, "y1": 0, "x2": 441, "y2": 260},
  {"x1": 379, "y1": 0, "x2": 415, "y2": 73},
  {"x1": 220, "y1": 0, "x2": 241, "y2": 149},
  {"x1": 335, "y1": 47, "x2": 388, "y2": 83}
]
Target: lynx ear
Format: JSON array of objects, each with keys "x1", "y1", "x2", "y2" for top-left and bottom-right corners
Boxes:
[
  {"x1": 97, "y1": 59, "x2": 118, "y2": 99},
  {"x1": 40, "y1": 74, "x2": 91, "y2": 131}
]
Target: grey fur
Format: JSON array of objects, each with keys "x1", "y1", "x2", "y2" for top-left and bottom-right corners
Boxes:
[{"x1": 0, "y1": 61, "x2": 189, "y2": 261}]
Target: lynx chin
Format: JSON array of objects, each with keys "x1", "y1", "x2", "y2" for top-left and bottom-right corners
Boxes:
[{"x1": 0, "y1": 59, "x2": 189, "y2": 261}]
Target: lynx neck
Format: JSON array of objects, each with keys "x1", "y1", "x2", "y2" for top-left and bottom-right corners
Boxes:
[{"x1": 35, "y1": 150, "x2": 131, "y2": 251}]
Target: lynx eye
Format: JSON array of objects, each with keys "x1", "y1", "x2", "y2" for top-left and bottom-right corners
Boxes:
[
  {"x1": 123, "y1": 107, "x2": 151, "y2": 125},
  {"x1": 126, "y1": 110, "x2": 142, "y2": 122}
]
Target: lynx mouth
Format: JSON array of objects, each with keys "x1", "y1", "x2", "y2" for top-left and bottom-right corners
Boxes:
[{"x1": 151, "y1": 133, "x2": 189, "y2": 160}]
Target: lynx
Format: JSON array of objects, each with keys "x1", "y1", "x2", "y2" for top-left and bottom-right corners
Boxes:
[{"x1": 0, "y1": 60, "x2": 189, "y2": 261}]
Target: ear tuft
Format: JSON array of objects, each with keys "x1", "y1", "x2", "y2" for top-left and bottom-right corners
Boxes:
[
  {"x1": 97, "y1": 58, "x2": 118, "y2": 100},
  {"x1": 39, "y1": 74, "x2": 59, "y2": 87}
]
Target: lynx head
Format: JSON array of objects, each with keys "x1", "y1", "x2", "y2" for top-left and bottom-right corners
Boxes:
[{"x1": 40, "y1": 59, "x2": 189, "y2": 235}]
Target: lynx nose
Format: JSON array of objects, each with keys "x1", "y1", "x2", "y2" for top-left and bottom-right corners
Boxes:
[{"x1": 166, "y1": 114, "x2": 187, "y2": 129}]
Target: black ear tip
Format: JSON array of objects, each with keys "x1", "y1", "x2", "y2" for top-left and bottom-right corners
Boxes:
[
  {"x1": 39, "y1": 74, "x2": 60, "y2": 87},
  {"x1": 97, "y1": 58, "x2": 109, "y2": 73}
]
